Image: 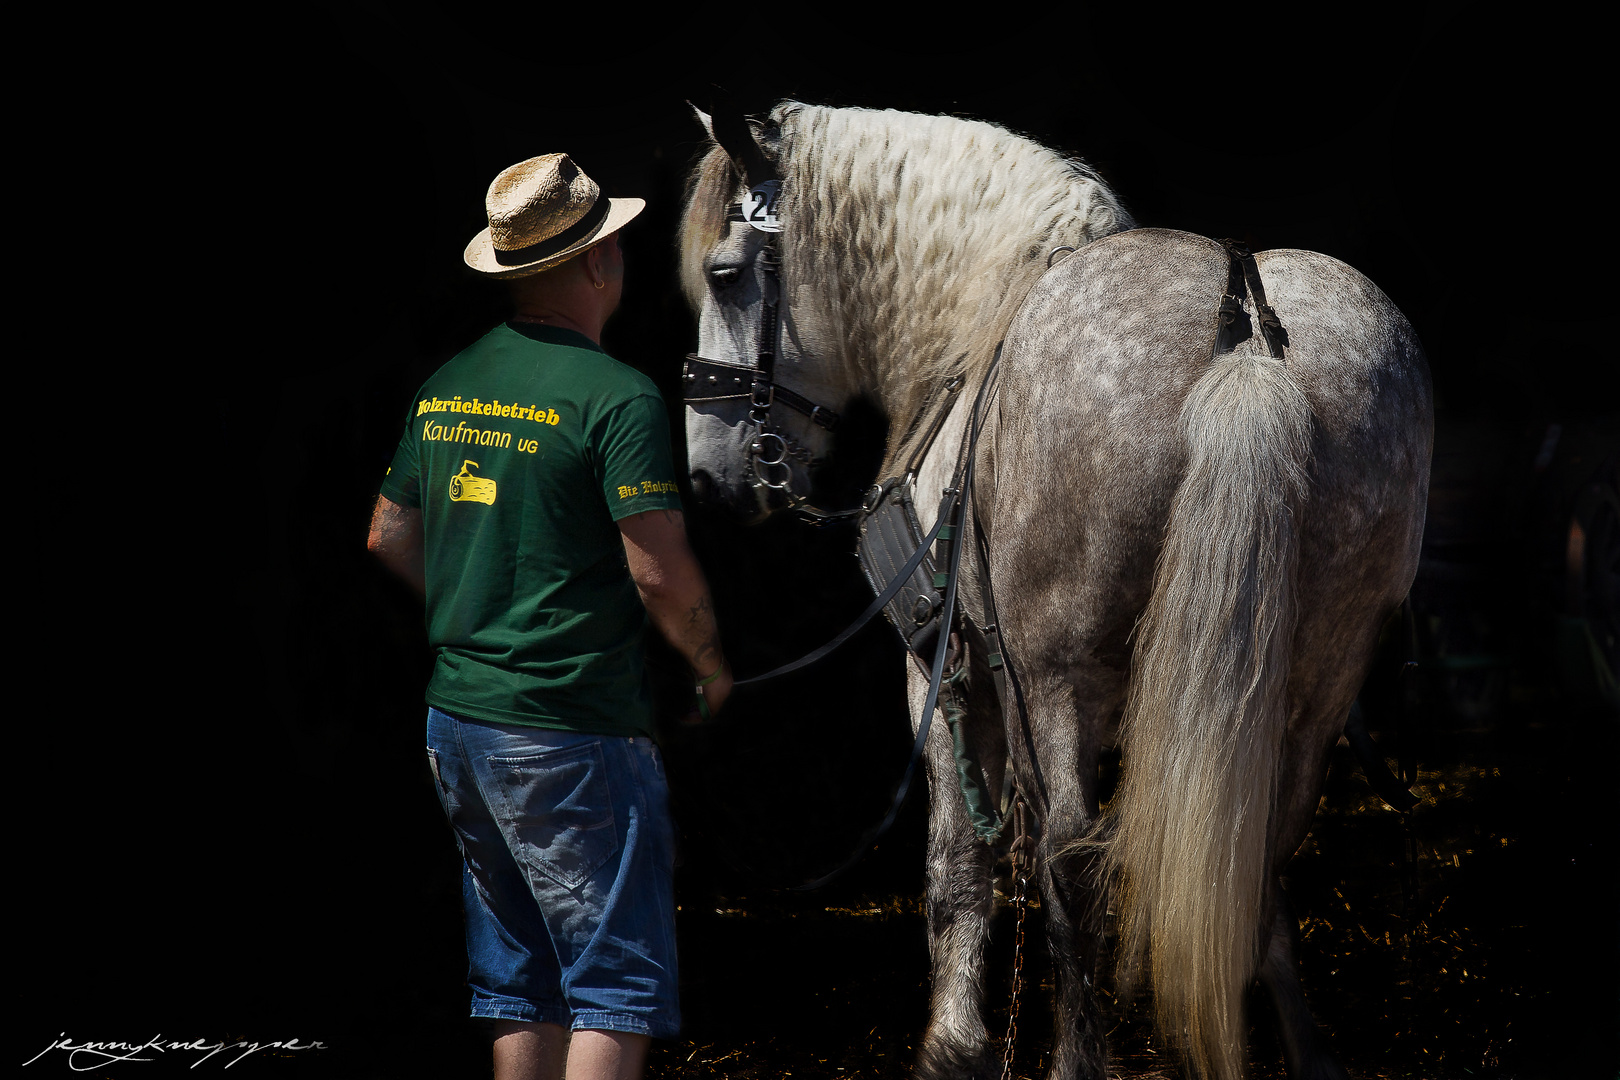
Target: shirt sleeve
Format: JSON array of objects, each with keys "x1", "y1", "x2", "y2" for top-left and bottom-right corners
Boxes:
[
  {"x1": 378, "y1": 403, "x2": 422, "y2": 509},
  {"x1": 594, "y1": 393, "x2": 684, "y2": 521}
]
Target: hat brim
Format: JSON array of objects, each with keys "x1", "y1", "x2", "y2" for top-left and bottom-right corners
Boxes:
[{"x1": 463, "y1": 197, "x2": 646, "y2": 279}]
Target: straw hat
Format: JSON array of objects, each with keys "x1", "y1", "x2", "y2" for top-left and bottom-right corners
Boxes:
[{"x1": 463, "y1": 154, "x2": 646, "y2": 279}]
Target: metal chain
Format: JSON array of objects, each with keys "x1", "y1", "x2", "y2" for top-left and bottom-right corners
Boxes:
[{"x1": 1000, "y1": 866, "x2": 1029, "y2": 1080}]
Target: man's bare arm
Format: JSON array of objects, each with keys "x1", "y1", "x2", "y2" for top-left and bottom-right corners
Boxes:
[
  {"x1": 367, "y1": 494, "x2": 426, "y2": 597},
  {"x1": 618, "y1": 508, "x2": 732, "y2": 717}
]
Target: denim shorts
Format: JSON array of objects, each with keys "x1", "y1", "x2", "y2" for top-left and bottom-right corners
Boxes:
[{"x1": 425, "y1": 707, "x2": 680, "y2": 1038}]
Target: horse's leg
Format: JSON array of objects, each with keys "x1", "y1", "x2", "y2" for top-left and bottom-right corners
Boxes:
[
  {"x1": 1254, "y1": 423, "x2": 1423, "y2": 1080},
  {"x1": 910, "y1": 659, "x2": 1003, "y2": 1080},
  {"x1": 1014, "y1": 670, "x2": 1110, "y2": 1080},
  {"x1": 1257, "y1": 888, "x2": 1349, "y2": 1080},
  {"x1": 987, "y1": 437, "x2": 1148, "y2": 1080},
  {"x1": 1257, "y1": 676, "x2": 1386, "y2": 1075}
]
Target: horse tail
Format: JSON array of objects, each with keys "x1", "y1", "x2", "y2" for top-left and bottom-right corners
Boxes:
[{"x1": 1106, "y1": 349, "x2": 1312, "y2": 1080}]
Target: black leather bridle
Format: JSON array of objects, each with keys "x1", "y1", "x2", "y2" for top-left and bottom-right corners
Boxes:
[{"x1": 681, "y1": 112, "x2": 850, "y2": 520}]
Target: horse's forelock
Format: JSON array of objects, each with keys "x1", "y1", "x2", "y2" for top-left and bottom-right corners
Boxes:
[{"x1": 678, "y1": 144, "x2": 741, "y2": 312}]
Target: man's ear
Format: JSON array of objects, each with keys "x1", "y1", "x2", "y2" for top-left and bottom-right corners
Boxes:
[{"x1": 583, "y1": 241, "x2": 606, "y2": 286}]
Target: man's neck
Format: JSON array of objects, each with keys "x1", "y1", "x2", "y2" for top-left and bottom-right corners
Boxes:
[{"x1": 509, "y1": 309, "x2": 600, "y2": 344}]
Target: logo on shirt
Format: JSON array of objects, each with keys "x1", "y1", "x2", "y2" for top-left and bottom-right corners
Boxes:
[
  {"x1": 617, "y1": 480, "x2": 680, "y2": 500},
  {"x1": 448, "y1": 460, "x2": 497, "y2": 505},
  {"x1": 418, "y1": 395, "x2": 560, "y2": 426}
]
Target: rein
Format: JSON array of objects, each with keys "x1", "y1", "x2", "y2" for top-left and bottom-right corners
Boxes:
[
  {"x1": 787, "y1": 347, "x2": 1005, "y2": 889},
  {"x1": 686, "y1": 114, "x2": 1026, "y2": 890},
  {"x1": 698, "y1": 348, "x2": 1002, "y2": 892}
]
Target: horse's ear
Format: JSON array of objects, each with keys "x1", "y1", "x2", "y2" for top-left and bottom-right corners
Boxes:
[{"x1": 688, "y1": 102, "x2": 717, "y2": 144}]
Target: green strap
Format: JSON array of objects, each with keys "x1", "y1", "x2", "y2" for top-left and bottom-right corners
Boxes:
[{"x1": 941, "y1": 667, "x2": 1007, "y2": 843}]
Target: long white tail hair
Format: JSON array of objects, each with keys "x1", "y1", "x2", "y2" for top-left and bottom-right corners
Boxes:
[{"x1": 1106, "y1": 349, "x2": 1313, "y2": 1080}]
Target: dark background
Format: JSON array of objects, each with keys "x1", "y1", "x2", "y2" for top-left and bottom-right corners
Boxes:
[{"x1": 22, "y1": 3, "x2": 1614, "y2": 1077}]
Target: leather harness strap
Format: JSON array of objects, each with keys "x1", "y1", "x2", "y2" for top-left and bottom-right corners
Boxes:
[
  {"x1": 683, "y1": 353, "x2": 840, "y2": 431},
  {"x1": 1216, "y1": 238, "x2": 1287, "y2": 360},
  {"x1": 789, "y1": 349, "x2": 1006, "y2": 890}
]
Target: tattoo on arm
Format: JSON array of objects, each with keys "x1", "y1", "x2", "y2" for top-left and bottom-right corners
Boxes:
[
  {"x1": 686, "y1": 595, "x2": 721, "y2": 672},
  {"x1": 693, "y1": 635, "x2": 722, "y2": 673}
]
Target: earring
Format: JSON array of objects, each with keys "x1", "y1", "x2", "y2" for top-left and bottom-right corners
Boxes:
[{"x1": 595, "y1": 280, "x2": 605, "y2": 289}]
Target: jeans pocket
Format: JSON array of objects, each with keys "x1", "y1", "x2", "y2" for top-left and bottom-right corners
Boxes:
[
  {"x1": 426, "y1": 748, "x2": 471, "y2": 859},
  {"x1": 426, "y1": 748, "x2": 460, "y2": 817},
  {"x1": 635, "y1": 737, "x2": 667, "y2": 783},
  {"x1": 487, "y1": 741, "x2": 619, "y2": 891}
]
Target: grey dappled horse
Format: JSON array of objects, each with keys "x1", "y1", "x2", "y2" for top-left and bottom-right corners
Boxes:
[{"x1": 680, "y1": 102, "x2": 1431, "y2": 1080}]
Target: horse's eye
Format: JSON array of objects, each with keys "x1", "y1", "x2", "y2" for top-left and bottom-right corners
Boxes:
[{"x1": 708, "y1": 265, "x2": 743, "y2": 287}]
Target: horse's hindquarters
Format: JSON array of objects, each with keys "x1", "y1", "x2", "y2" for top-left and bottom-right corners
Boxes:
[
  {"x1": 1253, "y1": 247, "x2": 1432, "y2": 863},
  {"x1": 992, "y1": 229, "x2": 1432, "y2": 727},
  {"x1": 990, "y1": 231, "x2": 1233, "y2": 701}
]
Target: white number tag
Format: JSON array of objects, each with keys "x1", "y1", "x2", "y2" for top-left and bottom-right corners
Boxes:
[{"x1": 743, "y1": 180, "x2": 782, "y2": 233}]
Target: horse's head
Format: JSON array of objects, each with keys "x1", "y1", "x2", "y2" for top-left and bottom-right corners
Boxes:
[
  {"x1": 678, "y1": 105, "x2": 853, "y2": 523},
  {"x1": 677, "y1": 102, "x2": 1135, "y2": 523}
]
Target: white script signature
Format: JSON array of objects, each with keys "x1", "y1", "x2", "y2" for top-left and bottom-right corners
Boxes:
[{"x1": 23, "y1": 1033, "x2": 328, "y2": 1070}]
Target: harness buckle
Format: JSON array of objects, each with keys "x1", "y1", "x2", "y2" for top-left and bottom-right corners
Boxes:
[
  {"x1": 1219, "y1": 294, "x2": 1243, "y2": 326},
  {"x1": 749, "y1": 379, "x2": 774, "y2": 416}
]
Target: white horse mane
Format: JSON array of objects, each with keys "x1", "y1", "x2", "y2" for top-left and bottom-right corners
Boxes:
[{"x1": 681, "y1": 101, "x2": 1134, "y2": 472}]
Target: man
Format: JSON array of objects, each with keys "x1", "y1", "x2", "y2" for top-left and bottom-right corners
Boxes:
[{"x1": 368, "y1": 153, "x2": 731, "y2": 1080}]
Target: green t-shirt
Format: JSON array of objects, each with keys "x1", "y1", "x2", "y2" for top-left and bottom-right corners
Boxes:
[{"x1": 379, "y1": 322, "x2": 684, "y2": 737}]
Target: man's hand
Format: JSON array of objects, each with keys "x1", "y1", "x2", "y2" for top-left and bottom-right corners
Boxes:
[
  {"x1": 368, "y1": 495, "x2": 425, "y2": 596},
  {"x1": 618, "y1": 508, "x2": 731, "y2": 719}
]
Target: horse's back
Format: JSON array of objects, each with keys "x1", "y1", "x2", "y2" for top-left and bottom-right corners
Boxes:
[{"x1": 1007, "y1": 227, "x2": 1429, "y2": 438}]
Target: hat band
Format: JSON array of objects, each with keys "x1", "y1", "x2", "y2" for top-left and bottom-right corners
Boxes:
[{"x1": 493, "y1": 197, "x2": 611, "y2": 266}]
